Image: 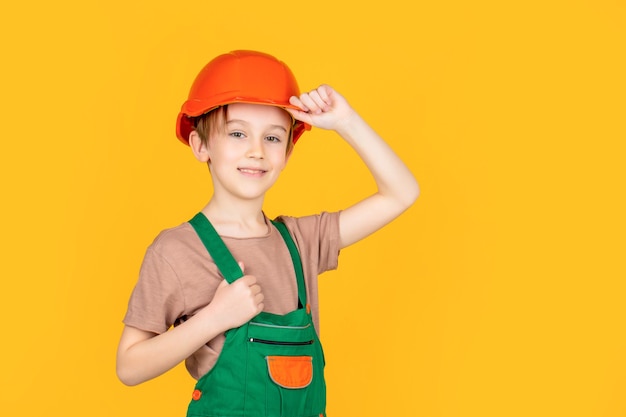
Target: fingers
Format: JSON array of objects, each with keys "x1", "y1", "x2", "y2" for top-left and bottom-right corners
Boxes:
[
  {"x1": 285, "y1": 104, "x2": 311, "y2": 126},
  {"x1": 240, "y1": 275, "x2": 264, "y2": 314},
  {"x1": 289, "y1": 95, "x2": 308, "y2": 112},
  {"x1": 215, "y1": 274, "x2": 264, "y2": 322},
  {"x1": 235, "y1": 274, "x2": 265, "y2": 311},
  {"x1": 315, "y1": 84, "x2": 332, "y2": 107},
  {"x1": 233, "y1": 260, "x2": 262, "y2": 313},
  {"x1": 237, "y1": 261, "x2": 262, "y2": 307},
  {"x1": 290, "y1": 85, "x2": 333, "y2": 115},
  {"x1": 253, "y1": 289, "x2": 265, "y2": 314}
]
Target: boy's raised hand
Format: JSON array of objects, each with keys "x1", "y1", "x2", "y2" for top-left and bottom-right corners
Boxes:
[{"x1": 288, "y1": 85, "x2": 356, "y2": 132}]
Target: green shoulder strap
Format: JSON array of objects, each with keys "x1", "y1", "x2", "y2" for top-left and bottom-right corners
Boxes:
[
  {"x1": 271, "y1": 219, "x2": 307, "y2": 309},
  {"x1": 189, "y1": 212, "x2": 243, "y2": 284},
  {"x1": 188, "y1": 212, "x2": 307, "y2": 307}
]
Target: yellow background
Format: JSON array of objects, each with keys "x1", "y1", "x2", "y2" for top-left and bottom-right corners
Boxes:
[{"x1": 1, "y1": 1, "x2": 625, "y2": 416}]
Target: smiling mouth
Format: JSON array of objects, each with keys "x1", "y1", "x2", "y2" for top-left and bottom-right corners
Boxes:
[{"x1": 238, "y1": 168, "x2": 267, "y2": 175}]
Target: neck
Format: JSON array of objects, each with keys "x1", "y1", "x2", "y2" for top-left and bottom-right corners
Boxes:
[{"x1": 201, "y1": 196, "x2": 268, "y2": 238}]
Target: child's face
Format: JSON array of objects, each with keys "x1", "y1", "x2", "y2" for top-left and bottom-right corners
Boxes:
[{"x1": 206, "y1": 103, "x2": 293, "y2": 201}]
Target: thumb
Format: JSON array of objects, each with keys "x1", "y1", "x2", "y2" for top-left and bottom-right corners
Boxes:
[{"x1": 238, "y1": 261, "x2": 245, "y2": 274}]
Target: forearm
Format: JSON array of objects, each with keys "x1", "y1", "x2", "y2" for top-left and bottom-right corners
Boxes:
[
  {"x1": 116, "y1": 306, "x2": 225, "y2": 386},
  {"x1": 337, "y1": 111, "x2": 419, "y2": 207},
  {"x1": 336, "y1": 111, "x2": 419, "y2": 248}
]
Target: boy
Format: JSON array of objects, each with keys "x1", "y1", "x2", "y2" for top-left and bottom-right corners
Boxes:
[{"x1": 117, "y1": 50, "x2": 418, "y2": 417}]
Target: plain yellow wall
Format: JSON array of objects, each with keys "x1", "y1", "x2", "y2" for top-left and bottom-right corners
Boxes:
[{"x1": 1, "y1": 1, "x2": 625, "y2": 416}]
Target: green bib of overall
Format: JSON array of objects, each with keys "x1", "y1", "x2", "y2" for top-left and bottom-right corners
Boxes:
[{"x1": 187, "y1": 213, "x2": 327, "y2": 417}]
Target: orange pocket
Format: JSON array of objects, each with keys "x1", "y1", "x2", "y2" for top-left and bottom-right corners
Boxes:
[{"x1": 266, "y1": 356, "x2": 313, "y2": 389}]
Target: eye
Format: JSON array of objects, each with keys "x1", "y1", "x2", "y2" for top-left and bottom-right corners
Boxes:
[
  {"x1": 229, "y1": 131, "x2": 245, "y2": 138},
  {"x1": 265, "y1": 135, "x2": 281, "y2": 143}
]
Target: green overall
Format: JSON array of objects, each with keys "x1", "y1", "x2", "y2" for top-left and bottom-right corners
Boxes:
[{"x1": 187, "y1": 213, "x2": 327, "y2": 417}]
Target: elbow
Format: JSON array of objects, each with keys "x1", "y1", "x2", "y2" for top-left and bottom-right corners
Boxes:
[
  {"x1": 117, "y1": 368, "x2": 137, "y2": 387},
  {"x1": 401, "y1": 177, "x2": 420, "y2": 209},
  {"x1": 116, "y1": 361, "x2": 143, "y2": 387},
  {"x1": 117, "y1": 372, "x2": 141, "y2": 387},
  {"x1": 408, "y1": 178, "x2": 420, "y2": 205},
  {"x1": 383, "y1": 177, "x2": 419, "y2": 216}
]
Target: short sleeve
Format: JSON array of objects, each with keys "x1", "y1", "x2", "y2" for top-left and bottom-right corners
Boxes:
[
  {"x1": 123, "y1": 246, "x2": 186, "y2": 334},
  {"x1": 277, "y1": 211, "x2": 341, "y2": 275}
]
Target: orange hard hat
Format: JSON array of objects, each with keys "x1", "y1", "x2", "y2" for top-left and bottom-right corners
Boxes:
[{"x1": 176, "y1": 50, "x2": 311, "y2": 145}]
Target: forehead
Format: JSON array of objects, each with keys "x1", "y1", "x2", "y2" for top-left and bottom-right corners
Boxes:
[{"x1": 226, "y1": 103, "x2": 292, "y2": 128}]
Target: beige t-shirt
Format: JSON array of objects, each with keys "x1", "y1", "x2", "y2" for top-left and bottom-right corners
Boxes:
[{"x1": 123, "y1": 211, "x2": 340, "y2": 376}]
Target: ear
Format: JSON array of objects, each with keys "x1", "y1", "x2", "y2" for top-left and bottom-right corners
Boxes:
[{"x1": 189, "y1": 131, "x2": 211, "y2": 163}]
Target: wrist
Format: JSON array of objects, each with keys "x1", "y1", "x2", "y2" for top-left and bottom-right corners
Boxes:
[
  {"x1": 335, "y1": 111, "x2": 368, "y2": 142},
  {"x1": 195, "y1": 303, "x2": 230, "y2": 337}
]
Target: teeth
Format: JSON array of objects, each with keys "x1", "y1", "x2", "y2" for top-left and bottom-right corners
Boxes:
[{"x1": 239, "y1": 168, "x2": 264, "y2": 174}]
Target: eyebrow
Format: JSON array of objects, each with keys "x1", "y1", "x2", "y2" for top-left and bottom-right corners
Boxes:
[{"x1": 226, "y1": 119, "x2": 288, "y2": 133}]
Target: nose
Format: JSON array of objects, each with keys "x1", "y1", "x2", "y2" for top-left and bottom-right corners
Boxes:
[{"x1": 245, "y1": 137, "x2": 264, "y2": 159}]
